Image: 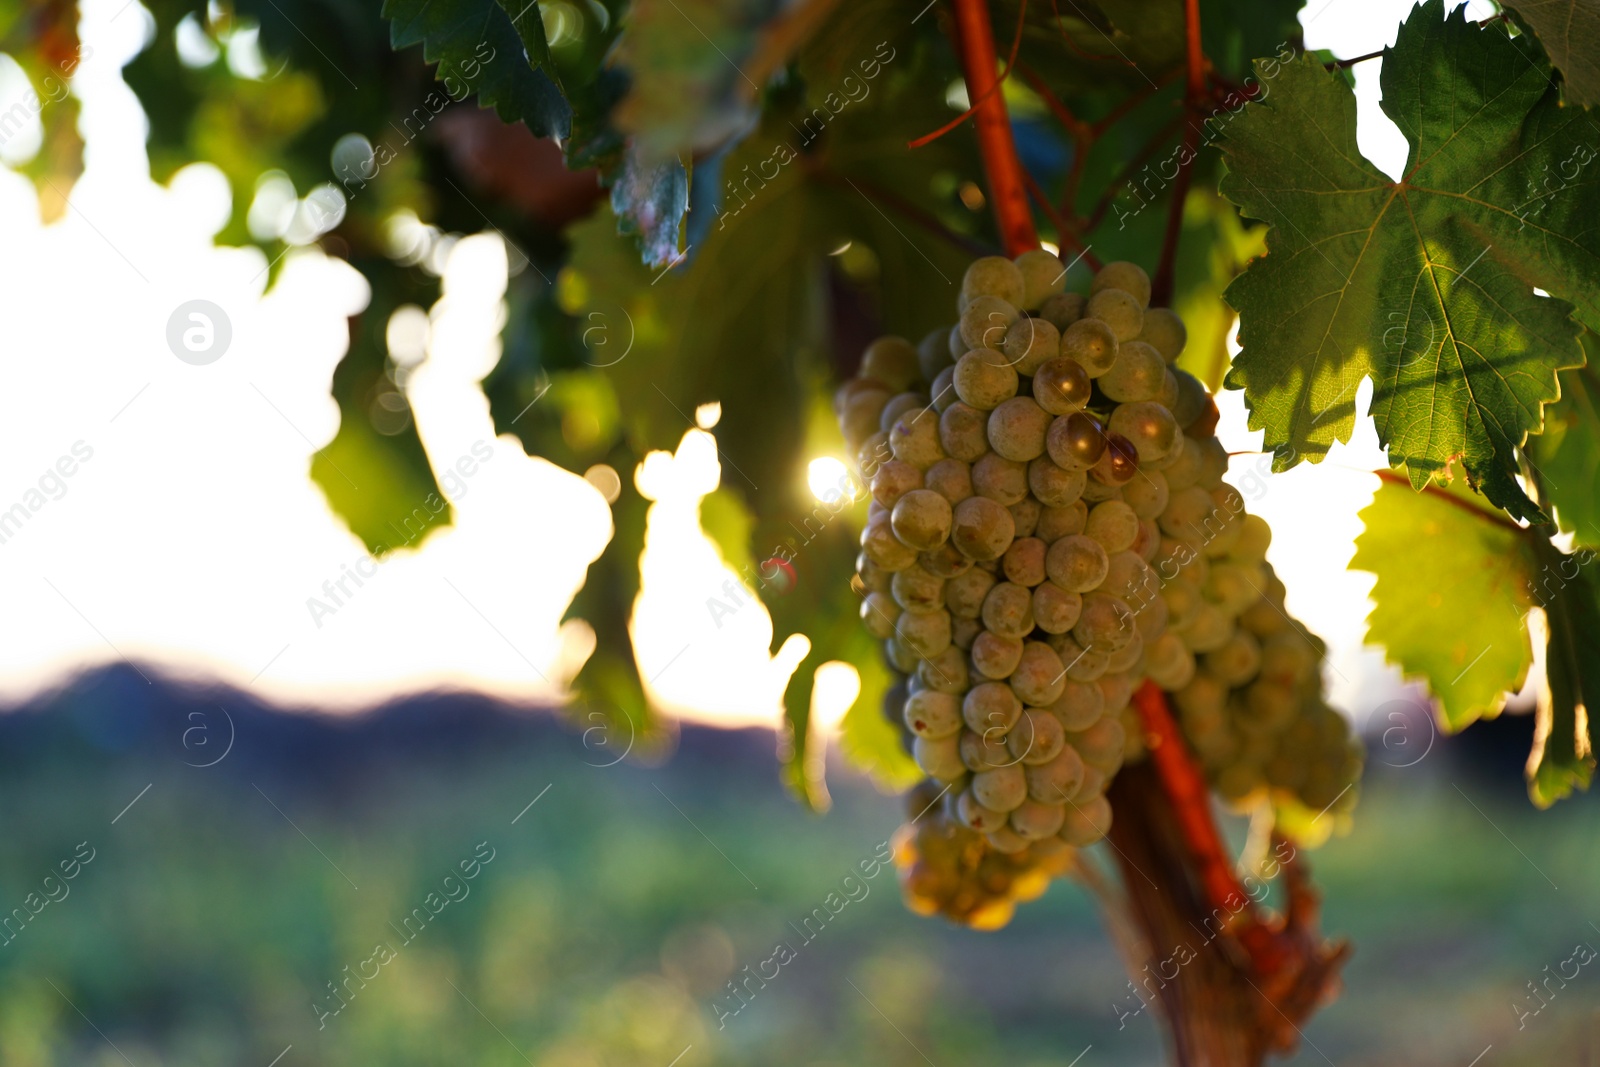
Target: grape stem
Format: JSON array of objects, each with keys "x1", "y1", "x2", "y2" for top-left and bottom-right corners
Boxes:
[
  {"x1": 1130, "y1": 681, "x2": 1253, "y2": 929},
  {"x1": 947, "y1": 0, "x2": 1039, "y2": 256}
]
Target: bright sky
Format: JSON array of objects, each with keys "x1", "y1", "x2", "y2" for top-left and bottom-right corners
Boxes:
[{"x1": 0, "y1": 0, "x2": 1501, "y2": 732}]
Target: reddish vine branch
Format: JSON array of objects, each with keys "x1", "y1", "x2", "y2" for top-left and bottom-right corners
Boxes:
[{"x1": 948, "y1": 0, "x2": 1038, "y2": 256}]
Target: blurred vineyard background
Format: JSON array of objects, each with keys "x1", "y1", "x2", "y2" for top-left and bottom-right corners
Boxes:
[{"x1": 0, "y1": 670, "x2": 1594, "y2": 1067}]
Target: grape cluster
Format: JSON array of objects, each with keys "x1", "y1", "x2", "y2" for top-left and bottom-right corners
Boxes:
[{"x1": 835, "y1": 249, "x2": 1360, "y2": 927}]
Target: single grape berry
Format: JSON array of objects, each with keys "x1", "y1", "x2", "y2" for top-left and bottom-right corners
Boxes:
[{"x1": 1032, "y1": 355, "x2": 1092, "y2": 415}]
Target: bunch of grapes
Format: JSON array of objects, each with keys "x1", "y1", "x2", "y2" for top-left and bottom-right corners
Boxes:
[{"x1": 834, "y1": 249, "x2": 1360, "y2": 927}]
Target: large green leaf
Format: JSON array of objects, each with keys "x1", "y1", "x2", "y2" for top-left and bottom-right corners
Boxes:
[
  {"x1": 1351, "y1": 479, "x2": 1537, "y2": 731},
  {"x1": 1219, "y1": 0, "x2": 1600, "y2": 522},
  {"x1": 1505, "y1": 0, "x2": 1600, "y2": 107}
]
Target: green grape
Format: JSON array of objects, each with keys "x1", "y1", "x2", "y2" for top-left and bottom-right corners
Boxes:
[
  {"x1": 951, "y1": 615, "x2": 982, "y2": 650},
  {"x1": 1001, "y1": 536, "x2": 1048, "y2": 587},
  {"x1": 961, "y1": 255, "x2": 1027, "y2": 308},
  {"x1": 1204, "y1": 631, "x2": 1262, "y2": 687},
  {"x1": 1073, "y1": 591, "x2": 1136, "y2": 653},
  {"x1": 956, "y1": 787, "x2": 1007, "y2": 832},
  {"x1": 1059, "y1": 795, "x2": 1112, "y2": 846},
  {"x1": 1142, "y1": 631, "x2": 1196, "y2": 690},
  {"x1": 1108, "y1": 400, "x2": 1179, "y2": 465},
  {"x1": 1002, "y1": 317, "x2": 1060, "y2": 376},
  {"x1": 1085, "y1": 499, "x2": 1140, "y2": 553},
  {"x1": 920, "y1": 541, "x2": 973, "y2": 579},
  {"x1": 986, "y1": 824, "x2": 1033, "y2": 854},
  {"x1": 857, "y1": 430, "x2": 892, "y2": 481},
  {"x1": 1232, "y1": 513, "x2": 1272, "y2": 564},
  {"x1": 1014, "y1": 248, "x2": 1067, "y2": 308},
  {"x1": 1132, "y1": 518, "x2": 1162, "y2": 562},
  {"x1": 861, "y1": 336, "x2": 920, "y2": 391},
  {"x1": 861, "y1": 592, "x2": 901, "y2": 640},
  {"x1": 1205, "y1": 560, "x2": 1264, "y2": 616},
  {"x1": 1036, "y1": 500, "x2": 1088, "y2": 541},
  {"x1": 971, "y1": 630, "x2": 1025, "y2": 679},
  {"x1": 988, "y1": 396, "x2": 1052, "y2": 463},
  {"x1": 1215, "y1": 762, "x2": 1262, "y2": 803},
  {"x1": 918, "y1": 645, "x2": 970, "y2": 694},
  {"x1": 1061, "y1": 318, "x2": 1119, "y2": 376},
  {"x1": 1105, "y1": 630, "x2": 1144, "y2": 673},
  {"x1": 1025, "y1": 743, "x2": 1085, "y2": 803},
  {"x1": 951, "y1": 496, "x2": 1016, "y2": 561},
  {"x1": 1070, "y1": 716, "x2": 1127, "y2": 774},
  {"x1": 1090, "y1": 261, "x2": 1152, "y2": 307},
  {"x1": 1045, "y1": 534, "x2": 1110, "y2": 593},
  {"x1": 981, "y1": 581, "x2": 1036, "y2": 639},
  {"x1": 1049, "y1": 678, "x2": 1105, "y2": 730},
  {"x1": 944, "y1": 566, "x2": 998, "y2": 618},
  {"x1": 891, "y1": 488, "x2": 955, "y2": 552},
  {"x1": 972, "y1": 764, "x2": 1029, "y2": 812},
  {"x1": 892, "y1": 563, "x2": 946, "y2": 615},
  {"x1": 1026, "y1": 457, "x2": 1084, "y2": 509},
  {"x1": 963, "y1": 681, "x2": 1022, "y2": 734},
  {"x1": 1159, "y1": 485, "x2": 1217, "y2": 539},
  {"x1": 953, "y1": 350, "x2": 1020, "y2": 409},
  {"x1": 928, "y1": 460, "x2": 972, "y2": 508},
  {"x1": 972, "y1": 452, "x2": 1029, "y2": 506},
  {"x1": 1160, "y1": 580, "x2": 1202, "y2": 631},
  {"x1": 914, "y1": 734, "x2": 968, "y2": 782},
  {"x1": 1010, "y1": 641, "x2": 1067, "y2": 707},
  {"x1": 1010, "y1": 798, "x2": 1067, "y2": 840},
  {"x1": 1179, "y1": 601, "x2": 1233, "y2": 654},
  {"x1": 903, "y1": 689, "x2": 962, "y2": 739},
  {"x1": 897, "y1": 608, "x2": 953, "y2": 659},
  {"x1": 1157, "y1": 368, "x2": 1180, "y2": 411},
  {"x1": 1258, "y1": 635, "x2": 1316, "y2": 686},
  {"x1": 1169, "y1": 367, "x2": 1207, "y2": 426},
  {"x1": 932, "y1": 366, "x2": 958, "y2": 411},
  {"x1": 1007, "y1": 708, "x2": 1066, "y2": 765},
  {"x1": 1072, "y1": 766, "x2": 1107, "y2": 802},
  {"x1": 880, "y1": 392, "x2": 927, "y2": 434},
  {"x1": 842, "y1": 387, "x2": 892, "y2": 447},
  {"x1": 1137, "y1": 307, "x2": 1187, "y2": 363},
  {"x1": 1032, "y1": 355, "x2": 1092, "y2": 415},
  {"x1": 1086, "y1": 289, "x2": 1144, "y2": 342},
  {"x1": 1160, "y1": 434, "x2": 1205, "y2": 490},
  {"x1": 1099, "y1": 341, "x2": 1167, "y2": 403},
  {"x1": 919, "y1": 326, "x2": 956, "y2": 382},
  {"x1": 889, "y1": 407, "x2": 947, "y2": 469},
  {"x1": 939, "y1": 401, "x2": 992, "y2": 461},
  {"x1": 1036, "y1": 287, "x2": 1087, "y2": 330},
  {"x1": 1049, "y1": 633, "x2": 1111, "y2": 682},
  {"x1": 1008, "y1": 498, "x2": 1042, "y2": 538},
  {"x1": 1102, "y1": 550, "x2": 1156, "y2": 604},
  {"x1": 1241, "y1": 679, "x2": 1297, "y2": 732},
  {"x1": 872, "y1": 458, "x2": 924, "y2": 509},
  {"x1": 960, "y1": 296, "x2": 1021, "y2": 351},
  {"x1": 885, "y1": 635, "x2": 919, "y2": 673},
  {"x1": 1122, "y1": 468, "x2": 1170, "y2": 520},
  {"x1": 1032, "y1": 582, "x2": 1083, "y2": 635},
  {"x1": 862, "y1": 514, "x2": 918, "y2": 571},
  {"x1": 856, "y1": 552, "x2": 893, "y2": 595}
]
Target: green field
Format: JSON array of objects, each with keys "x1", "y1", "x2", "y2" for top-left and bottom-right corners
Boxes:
[{"x1": 0, "y1": 667, "x2": 1594, "y2": 1066}]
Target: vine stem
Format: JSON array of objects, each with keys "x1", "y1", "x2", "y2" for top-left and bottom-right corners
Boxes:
[
  {"x1": 949, "y1": 0, "x2": 1038, "y2": 256},
  {"x1": 1131, "y1": 681, "x2": 1251, "y2": 924},
  {"x1": 1151, "y1": 0, "x2": 1206, "y2": 306}
]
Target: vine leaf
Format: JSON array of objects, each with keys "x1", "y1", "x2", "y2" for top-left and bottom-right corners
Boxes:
[
  {"x1": 1528, "y1": 333, "x2": 1600, "y2": 547},
  {"x1": 382, "y1": 0, "x2": 572, "y2": 139},
  {"x1": 1505, "y1": 0, "x2": 1600, "y2": 107},
  {"x1": 1351, "y1": 479, "x2": 1536, "y2": 732},
  {"x1": 1219, "y1": 0, "x2": 1600, "y2": 522}
]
